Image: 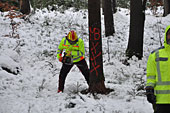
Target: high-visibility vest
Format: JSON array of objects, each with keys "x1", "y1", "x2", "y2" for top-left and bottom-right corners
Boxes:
[
  {"x1": 57, "y1": 37, "x2": 85, "y2": 63},
  {"x1": 146, "y1": 25, "x2": 170, "y2": 104}
]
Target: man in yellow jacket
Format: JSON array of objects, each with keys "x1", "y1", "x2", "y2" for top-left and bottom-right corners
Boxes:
[
  {"x1": 146, "y1": 25, "x2": 170, "y2": 113},
  {"x1": 57, "y1": 30, "x2": 89, "y2": 93}
]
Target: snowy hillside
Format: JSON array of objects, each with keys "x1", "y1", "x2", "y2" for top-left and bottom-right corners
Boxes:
[{"x1": 0, "y1": 7, "x2": 170, "y2": 113}]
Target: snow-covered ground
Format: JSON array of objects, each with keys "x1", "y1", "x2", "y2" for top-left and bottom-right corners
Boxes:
[{"x1": 0, "y1": 7, "x2": 170, "y2": 113}]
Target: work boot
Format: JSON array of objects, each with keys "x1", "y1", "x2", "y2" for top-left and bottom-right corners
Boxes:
[{"x1": 57, "y1": 89, "x2": 63, "y2": 93}]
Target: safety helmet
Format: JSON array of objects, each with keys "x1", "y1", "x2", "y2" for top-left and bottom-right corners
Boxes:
[{"x1": 67, "y1": 30, "x2": 78, "y2": 44}]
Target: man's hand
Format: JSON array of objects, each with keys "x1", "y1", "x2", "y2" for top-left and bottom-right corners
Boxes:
[{"x1": 145, "y1": 86, "x2": 156, "y2": 104}]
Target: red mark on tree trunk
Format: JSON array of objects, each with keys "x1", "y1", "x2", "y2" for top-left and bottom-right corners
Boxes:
[
  {"x1": 89, "y1": 27, "x2": 101, "y2": 76},
  {"x1": 90, "y1": 62, "x2": 100, "y2": 76},
  {"x1": 89, "y1": 27, "x2": 101, "y2": 41}
]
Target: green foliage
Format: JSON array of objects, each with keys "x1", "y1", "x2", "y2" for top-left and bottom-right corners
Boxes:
[{"x1": 117, "y1": 0, "x2": 130, "y2": 8}]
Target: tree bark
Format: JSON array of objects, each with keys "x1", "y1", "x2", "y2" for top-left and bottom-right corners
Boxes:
[
  {"x1": 112, "y1": 0, "x2": 117, "y2": 14},
  {"x1": 126, "y1": 0, "x2": 146, "y2": 59},
  {"x1": 163, "y1": 0, "x2": 170, "y2": 16},
  {"x1": 88, "y1": 0, "x2": 107, "y2": 94},
  {"x1": 20, "y1": 0, "x2": 30, "y2": 15},
  {"x1": 104, "y1": 0, "x2": 115, "y2": 37}
]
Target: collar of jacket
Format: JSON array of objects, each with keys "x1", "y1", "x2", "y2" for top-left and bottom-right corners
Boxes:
[{"x1": 64, "y1": 37, "x2": 79, "y2": 45}]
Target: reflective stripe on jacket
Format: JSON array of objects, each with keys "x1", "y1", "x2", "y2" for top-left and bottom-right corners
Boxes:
[
  {"x1": 57, "y1": 37, "x2": 85, "y2": 63},
  {"x1": 146, "y1": 25, "x2": 170, "y2": 104}
]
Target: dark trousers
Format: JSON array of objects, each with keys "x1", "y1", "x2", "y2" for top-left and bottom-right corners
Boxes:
[
  {"x1": 155, "y1": 104, "x2": 170, "y2": 113},
  {"x1": 58, "y1": 59, "x2": 89, "y2": 91}
]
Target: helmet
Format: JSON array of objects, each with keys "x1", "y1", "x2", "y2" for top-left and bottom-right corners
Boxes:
[{"x1": 67, "y1": 31, "x2": 78, "y2": 41}]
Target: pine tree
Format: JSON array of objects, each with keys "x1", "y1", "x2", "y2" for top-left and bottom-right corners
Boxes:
[
  {"x1": 104, "y1": 0, "x2": 115, "y2": 37},
  {"x1": 163, "y1": 0, "x2": 170, "y2": 16},
  {"x1": 126, "y1": 0, "x2": 147, "y2": 59}
]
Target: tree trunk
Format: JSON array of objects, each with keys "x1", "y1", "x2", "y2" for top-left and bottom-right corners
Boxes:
[
  {"x1": 20, "y1": 0, "x2": 30, "y2": 15},
  {"x1": 88, "y1": 0, "x2": 107, "y2": 94},
  {"x1": 112, "y1": 0, "x2": 117, "y2": 14},
  {"x1": 102, "y1": 0, "x2": 105, "y2": 15},
  {"x1": 126, "y1": 0, "x2": 146, "y2": 60},
  {"x1": 163, "y1": 0, "x2": 170, "y2": 16},
  {"x1": 104, "y1": 0, "x2": 115, "y2": 37}
]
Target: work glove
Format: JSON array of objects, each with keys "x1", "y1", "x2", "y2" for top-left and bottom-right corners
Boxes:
[
  {"x1": 59, "y1": 57, "x2": 63, "y2": 62},
  {"x1": 145, "y1": 86, "x2": 156, "y2": 104}
]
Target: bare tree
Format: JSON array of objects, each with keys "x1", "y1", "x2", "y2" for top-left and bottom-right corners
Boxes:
[{"x1": 88, "y1": 0, "x2": 107, "y2": 94}]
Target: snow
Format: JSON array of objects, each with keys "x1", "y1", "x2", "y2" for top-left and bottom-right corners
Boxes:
[{"x1": 0, "y1": 7, "x2": 170, "y2": 113}]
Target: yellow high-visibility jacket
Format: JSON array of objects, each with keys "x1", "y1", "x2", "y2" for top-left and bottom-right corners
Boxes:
[
  {"x1": 146, "y1": 25, "x2": 170, "y2": 104},
  {"x1": 57, "y1": 37, "x2": 85, "y2": 63}
]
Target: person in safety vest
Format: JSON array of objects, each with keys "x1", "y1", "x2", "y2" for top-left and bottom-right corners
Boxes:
[
  {"x1": 57, "y1": 30, "x2": 89, "y2": 93},
  {"x1": 146, "y1": 25, "x2": 170, "y2": 113}
]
